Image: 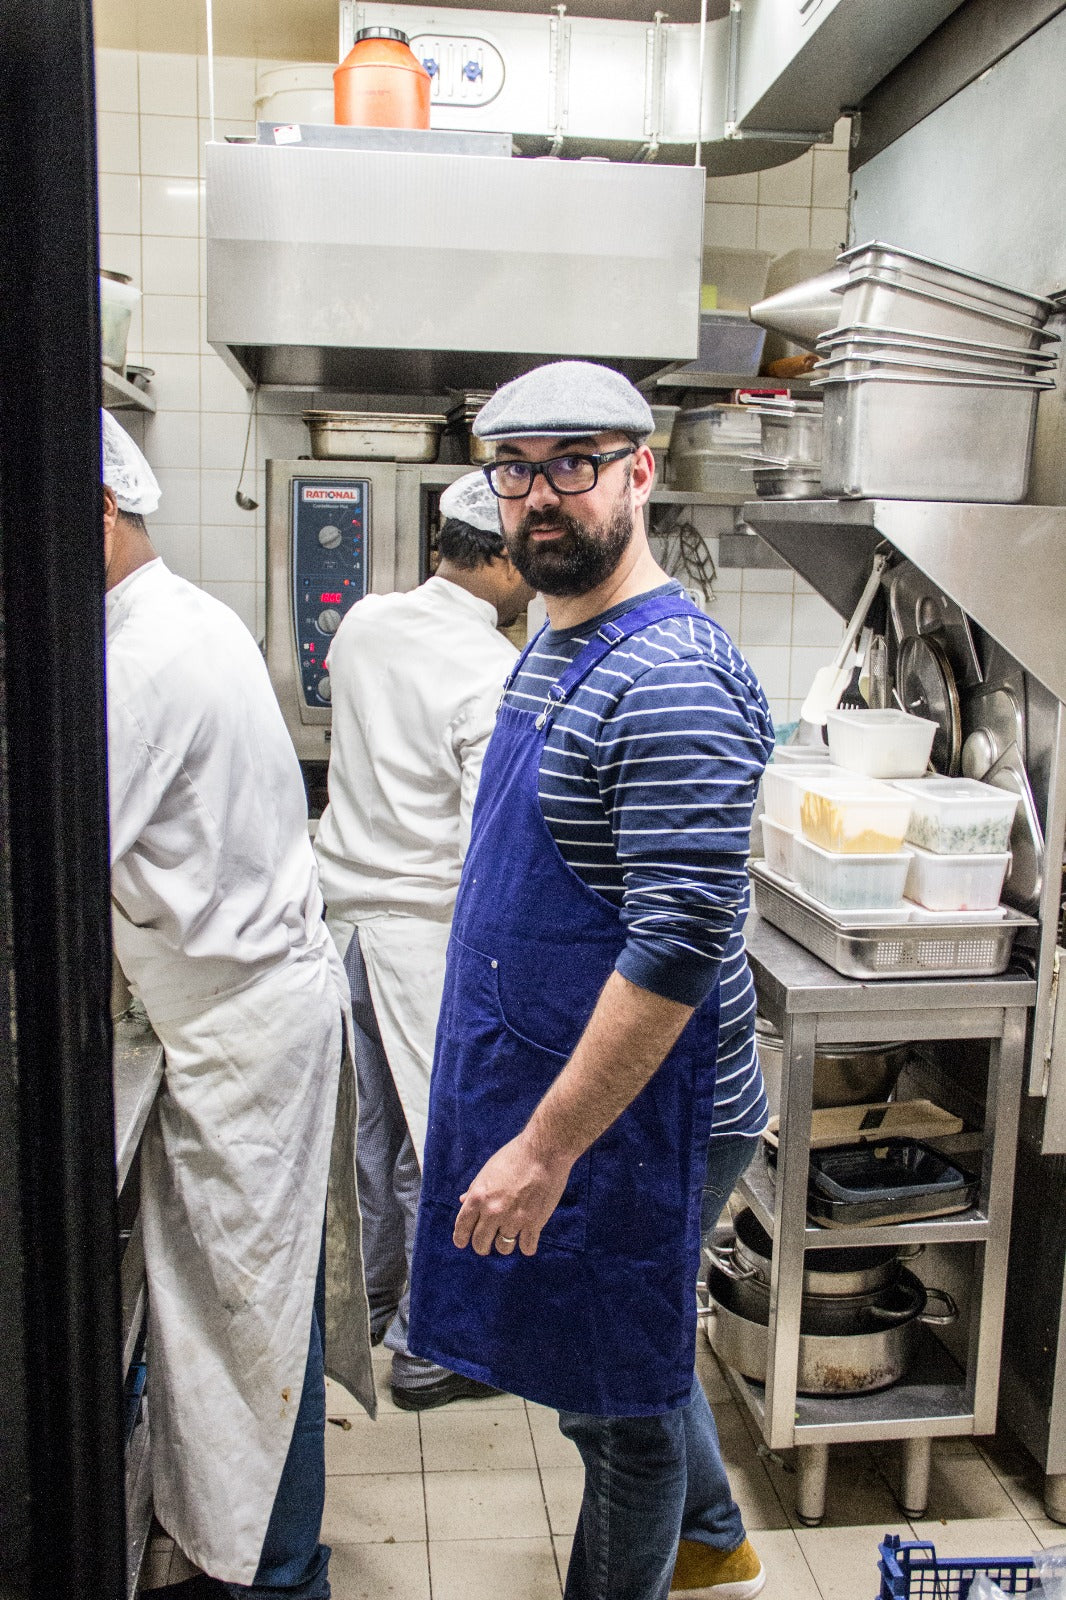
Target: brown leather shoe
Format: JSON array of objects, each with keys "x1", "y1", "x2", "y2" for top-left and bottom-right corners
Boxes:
[{"x1": 670, "y1": 1536, "x2": 766, "y2": 1597}]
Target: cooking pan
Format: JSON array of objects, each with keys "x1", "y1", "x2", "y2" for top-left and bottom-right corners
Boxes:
[
  {"x1": 703, "y1": 1266, "x2": 956, "y2": 1394},
  {"x1": 710, "y1": 1206, "x2": 914, "y2": 1297}
]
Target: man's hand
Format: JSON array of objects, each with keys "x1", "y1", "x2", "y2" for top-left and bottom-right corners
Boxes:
[{"x1": 453, "y1": 1133, "x2": 573, "y2": 1258}]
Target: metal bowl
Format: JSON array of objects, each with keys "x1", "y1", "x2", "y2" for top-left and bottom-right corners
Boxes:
[{"x1": 755, "y1": 1019, "x2": 909, "y2": 1112}]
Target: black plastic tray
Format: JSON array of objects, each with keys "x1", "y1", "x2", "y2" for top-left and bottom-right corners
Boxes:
[{"x1": 806, "y1": 1139, "x2": 977, "y2": 1227}]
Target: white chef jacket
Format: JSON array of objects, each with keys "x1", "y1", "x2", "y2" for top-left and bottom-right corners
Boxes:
[
  {"x1": 314, "y1": 574, "x2": 518, "y2": 957},
  {"x1": 106, "y1": 559, "x2": 373, "y2": 1582}
]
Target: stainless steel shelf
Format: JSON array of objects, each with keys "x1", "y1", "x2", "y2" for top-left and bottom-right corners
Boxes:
[
  {"x1": 724, "y1": 909, "x2": 1033, "y2": 1516},
  {"x1": 739, "y1": 1142, "x2": 991, "y2": 1249},
  {"x1": 102, "y1": 365, "x2": 156, "y2": 414},
  {"x1": 651, "y1": 488, "x2": 750, "y2": 505},
  {"x1": 725, "y1": 1328, "x2": 972, "y2": 1445},
  {"x1": 740, "y1": 497, "x2": 1066, "y2": 704},
  {"x1": 641, "y1": 369, "x2": 818, "y2": 396}
]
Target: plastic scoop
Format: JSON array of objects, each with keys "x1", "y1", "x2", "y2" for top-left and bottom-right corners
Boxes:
[{"x1": 799, "y1": 554, "x2": 888, "y2": 732}]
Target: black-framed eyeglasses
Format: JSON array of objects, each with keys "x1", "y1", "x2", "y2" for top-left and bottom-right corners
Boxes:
[{"x1": 482, "y1": 445, "x2": 636, "y2": 499}]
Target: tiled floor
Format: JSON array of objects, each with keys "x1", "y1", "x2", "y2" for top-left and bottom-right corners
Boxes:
[{"x1": 143, "y1": 1337, "x2": 1065, "y2": 1598}]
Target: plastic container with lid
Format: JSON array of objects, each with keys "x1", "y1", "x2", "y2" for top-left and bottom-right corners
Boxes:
[
  {"x1": 904, "y1": 844, "x2": 1010, "y2": 911},
  {"x1": 799, "y1": 776, "x2": 912, "y2": 854},
  {"x1": 825, "y1": 708, "x2": 937, "y2": 779},
  {"x1": 792, "y1": 833, "x2": 912, "y2": 911},
  {"x1": 760, "y1": 817, "x2": 795, "y2": 879},
  {"x1": 334, "y1": 27, "x2": 431, "y2": 129},
  {"x1": 99, "y1": 271, "x2": 141, "y2": 372},
  {"x1": 761, "y1": 761, "x2": 848, "y2": 831},
  {"x1": 892, "y1": 776, "x2": 1019, "y2": 856}
]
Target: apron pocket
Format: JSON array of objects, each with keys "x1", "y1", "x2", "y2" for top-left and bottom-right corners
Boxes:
[{"x1": 425, "y1": 936, "x2": 590, "y2": 1252}]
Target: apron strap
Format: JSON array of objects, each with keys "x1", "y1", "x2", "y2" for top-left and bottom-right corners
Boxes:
[
  {"x1": 499, "y1": 620, "x2": 551, "y2": 707},
  {"x1": 536, "y1": 592, "x2": 702, "y2": 730}
]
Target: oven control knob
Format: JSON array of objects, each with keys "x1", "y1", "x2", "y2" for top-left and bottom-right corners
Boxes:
[
  {"x1": 317, "y1": 608, "x2": 341, "y2": 635},
  {"x1": 318, "y1": 523, "x2": 342, "y2": 549},
  {"x1": 317, "y1": 675, "x2": 332, "y2": 703}
]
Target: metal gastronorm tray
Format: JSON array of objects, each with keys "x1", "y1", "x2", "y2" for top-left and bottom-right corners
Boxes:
[{"x1": 750, "y1": 862, "x2": 1036, "y2": 980}]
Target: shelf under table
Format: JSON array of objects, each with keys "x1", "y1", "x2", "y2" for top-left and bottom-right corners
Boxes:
[
  {"x1": 723, "y1": 1328, "x2": 972, "y2": 1445},
  {"x1": 738, "y1": 1142, "x2": 991, "y2": 1249}
]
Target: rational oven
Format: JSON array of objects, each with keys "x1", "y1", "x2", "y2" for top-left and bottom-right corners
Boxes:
[{"x1": 265, "y1": 457, "x2": 468, "y2": 763}]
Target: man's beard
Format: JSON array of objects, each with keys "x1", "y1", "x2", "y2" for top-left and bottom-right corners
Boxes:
[{"x1": 504, "y1": 485, "x2": 634, "y2": 598}]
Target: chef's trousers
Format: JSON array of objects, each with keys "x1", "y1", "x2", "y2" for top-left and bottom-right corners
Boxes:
[
  {"x1": 345, "y1": 934, "x2": 449, "y2": 1392},
  {"x1": 222, "y1": 1243, "x2": 330, "y2": 1598}
]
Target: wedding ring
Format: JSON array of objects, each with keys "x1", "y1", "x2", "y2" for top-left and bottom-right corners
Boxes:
[{"x1": 498, "y1": 1234, "x2": 518, "y2": 1244}]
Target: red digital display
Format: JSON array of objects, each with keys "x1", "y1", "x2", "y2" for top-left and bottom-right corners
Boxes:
[{"x1": 320, "y1": 592, "x2": 342, "y2": 603}]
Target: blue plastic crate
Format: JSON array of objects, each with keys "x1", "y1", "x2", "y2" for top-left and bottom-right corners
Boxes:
[{"x1": 878, "y1": 1536, "x2": 1037, "y2": 1600}]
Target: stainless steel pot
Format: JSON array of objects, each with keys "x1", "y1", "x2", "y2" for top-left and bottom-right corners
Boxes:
[
  {"x1": 712, "y1": 1206, "x2": 913, "y2": 1298},
  {"x1": 755, "y1": 1018, "x2": 909, "y2": 1113},
  {"x1": 707, "y1": 1260, "x2": 922, "y2": 1334},
  {"x1": 703, "y1": 1266, "x2": 957, "y2": 1394}
]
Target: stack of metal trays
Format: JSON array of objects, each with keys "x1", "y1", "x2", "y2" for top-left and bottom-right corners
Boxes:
[
  {"x1": 750, "y1": 859, "x2": 1036, "y2": 980},
  {"x1": 810, "y1": 241, "x2": 1061, "y2": 501},
  {"x1": 746, "y1": 397, "x2": 823, "y2": 499}
]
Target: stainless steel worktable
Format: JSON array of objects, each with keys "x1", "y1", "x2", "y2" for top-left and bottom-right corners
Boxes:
[
  {"x1": 725, "y1": 913, "x2": 1037, "y2": 1524},
  {"x1": 113, "y1": 1006, "x2": 164, "y2": 1194},
  {"x1": 112, "y1": 1006, "x2": 163, "y2": 1597}
]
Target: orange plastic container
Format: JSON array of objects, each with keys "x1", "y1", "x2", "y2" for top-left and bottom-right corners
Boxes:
[{"x1": 333, "y1": 27, "x2": 431, "y2": 129}]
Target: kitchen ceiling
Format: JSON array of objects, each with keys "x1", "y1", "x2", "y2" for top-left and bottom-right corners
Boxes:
[{"x1": 93, "y1": 0, "x2": 731, "y2": 57}]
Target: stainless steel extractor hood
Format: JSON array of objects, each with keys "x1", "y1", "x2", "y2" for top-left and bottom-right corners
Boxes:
[{"x1": 205, "y1": 139, "x2": 705, "y2": 394}]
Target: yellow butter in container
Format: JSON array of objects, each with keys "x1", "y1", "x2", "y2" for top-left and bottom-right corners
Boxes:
[{"x1": 798, "y1": 777, "x2": 912, "y2": 854}]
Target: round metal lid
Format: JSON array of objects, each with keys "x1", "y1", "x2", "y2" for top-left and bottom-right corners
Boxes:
[{"x1": 896, "y1": 633, "x2": 962, "y2": 775}]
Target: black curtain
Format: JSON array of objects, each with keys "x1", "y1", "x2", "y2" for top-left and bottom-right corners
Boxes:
[{"x1": 0, "y1": 1, "x2": 126, "y2": 1595}]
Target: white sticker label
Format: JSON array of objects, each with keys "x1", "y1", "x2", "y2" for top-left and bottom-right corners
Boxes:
[
  {"x1": 302, "y1": 485, "x2": 362, "y2": 503},
  {"x1": 273, "y1": 124, "x2": 302, "y2": 145}
]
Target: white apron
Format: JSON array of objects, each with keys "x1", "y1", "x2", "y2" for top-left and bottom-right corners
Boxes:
[
  {"x1": 141, "y1": 936, "x2": 376, "y2": 1585},
  {"x1": 355, "y1": 915, "x2": 451, "y2": 1164}
]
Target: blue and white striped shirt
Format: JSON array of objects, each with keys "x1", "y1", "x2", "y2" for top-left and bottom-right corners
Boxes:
[{"x1": 505, "y1": 582, "x2": 775, "y2": 1138}]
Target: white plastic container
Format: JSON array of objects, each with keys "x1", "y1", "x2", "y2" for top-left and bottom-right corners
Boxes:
[
  {"x1": 761, "y1": 817, "x2": 795, "y2": 878},
  {"x1": 762, "y1": 762, "x2": 848, "y2": 831},
  {"x1": 893, "y1": 777, "x2": 1020, "y2": 855},
  {"x1": 826, "y1": 709, "x2": 937, "y2": 779},
  {"x1": 255, "y1": 64, "x2": 335, "y2": 126},
  {"x1": 768, "y1": 744, "x2": 833, "y2": 765},
  {"x1": 799, "y1": 776, "x2": 912, "y2": 854},
  {"x1": 904, "y1": 843, "x2": 1010, "y2": 911},
  {"x1": 792, "y1": 833, "x2": 912, "y2": 911},
  {"x1": 99, "y1": 272, "x2": 140, "y2": 372}
]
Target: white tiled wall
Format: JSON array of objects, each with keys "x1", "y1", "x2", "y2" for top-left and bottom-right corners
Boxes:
[
  {"x1": 703, "y1": 122, "x2": 851, "y2": 261},
  {"x1": 97, "y1": 44, "x2": 851, "y2": 724}
]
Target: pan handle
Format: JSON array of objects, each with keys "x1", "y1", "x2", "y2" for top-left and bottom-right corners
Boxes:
[
  {"x1": 919, "y1": 1288, "x2": 958, "y2": 1326},
  {"x1": 864, "y1": 1278, "x2": 927, "y2": 1326},
  {"x1": 706, "y1": 1246, "x2": 756, "y2": 1281}
]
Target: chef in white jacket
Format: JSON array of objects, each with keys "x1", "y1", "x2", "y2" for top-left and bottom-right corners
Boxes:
[
  {"x1": 315, "y1": 472, "x2": 532, "y2": 1409},
  {"x1": 101, "y1": 412, "x2": 374, "y2": 1600}
]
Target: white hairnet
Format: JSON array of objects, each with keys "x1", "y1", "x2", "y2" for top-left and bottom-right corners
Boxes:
[
  {"x1": 101, "y1": 409, "x2": 161, "y2": 516},
  {"x1": 438, "y1": 471, "x2": 501, "y2": 534}
]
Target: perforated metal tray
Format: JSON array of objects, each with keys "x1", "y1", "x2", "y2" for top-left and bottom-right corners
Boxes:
[{"x1": 750, "y1": 862, "x2": 1036, "y2": 980}]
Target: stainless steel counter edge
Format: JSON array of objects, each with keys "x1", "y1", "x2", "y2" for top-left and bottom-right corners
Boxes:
[{"x1": 113, "y1": 1009, "x2": 164, "y2": 1192}]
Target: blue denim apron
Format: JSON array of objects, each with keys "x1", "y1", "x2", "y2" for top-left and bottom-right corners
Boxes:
[{"x1": 408, "y1": 593, "x2": 720, "y2": 1416}]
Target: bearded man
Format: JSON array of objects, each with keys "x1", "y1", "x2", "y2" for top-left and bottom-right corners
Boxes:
[{"x1": 408, "y1": 363, "x2": 775, "y2": 1600}]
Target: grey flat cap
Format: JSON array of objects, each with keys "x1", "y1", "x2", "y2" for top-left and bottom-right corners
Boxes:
[{"x1": 473, "y1": 360, "x2": 655, "y2": 442}]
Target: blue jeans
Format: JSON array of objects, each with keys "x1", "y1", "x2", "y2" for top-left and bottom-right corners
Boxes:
[
  {"x1": 224, "y1": 1242, "x2": 331, "y2": 1598},
  {"x1": 557, "y1": 1132, "x2": 759, "y2": 1600}
]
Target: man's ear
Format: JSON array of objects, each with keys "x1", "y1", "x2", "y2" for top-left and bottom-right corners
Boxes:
[{"x1": 102, "y1": 484, "x2": 119, "y2": 570}]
